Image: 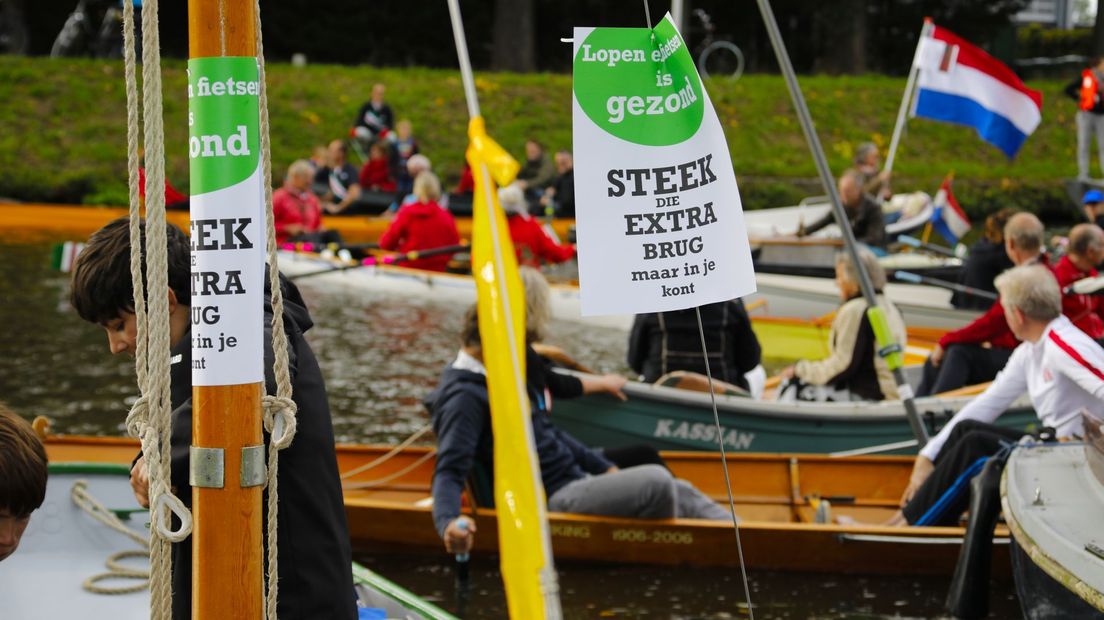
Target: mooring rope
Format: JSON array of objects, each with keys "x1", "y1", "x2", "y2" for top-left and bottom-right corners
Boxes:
[
  {"x1": 120, "y1": 2, "x2": 192, "y2": 618},
  {"x1": 253, "y1": 2, "x2": 299, "y2": 617},
  {"x1": 71, "y1": 480, "x2": 151, "y2": 596}
]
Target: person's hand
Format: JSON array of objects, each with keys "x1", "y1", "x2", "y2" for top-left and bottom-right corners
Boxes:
[
  {"x1": 443, "y1": 516, "x2": 476, "y2": 555},
  {"x1": 876, "y1": 170, "x2": 891, "y2": 182},
  {"x1": 130, "y1": 456, "x2": 150, "y2": 509},
  {"x1": 323, "y1": 201, "x2": 343, "y2": 214},
  {"x1": 605, "y1": 465, "x2": 620, "y2": 474},
  {"x1": 930, "y1": 344, "x2": 945, "y2": 368},
  {"x1": 899, "y1": 456, "x2": 934, "y2": 507},
  {"x1": 779, "y1": 365, "x2": 796, "y2": 380},
  {"x1": 599, "y1": 374, "x2": 628, "y2": 401}
]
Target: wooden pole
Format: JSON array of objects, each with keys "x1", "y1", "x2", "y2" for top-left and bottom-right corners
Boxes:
[{"x1": 187, "y1": 1, "x2": 263, "y2": 618}]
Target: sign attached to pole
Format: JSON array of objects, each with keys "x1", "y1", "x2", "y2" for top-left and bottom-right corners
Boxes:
[
  {"x1": 188, "y1": 57, "x2": 265, "y2": 386},
  {"x1": 572, "y1": 14, "x2": 755, "y2": 316}
]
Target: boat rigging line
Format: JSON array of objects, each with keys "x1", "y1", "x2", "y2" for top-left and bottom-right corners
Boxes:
[
  {"x1": 695, "y1": 308, "x2": 756, "y2": 619},
  {"x1": 644, "y1": 1, "x2": 755, "y2": 614}
]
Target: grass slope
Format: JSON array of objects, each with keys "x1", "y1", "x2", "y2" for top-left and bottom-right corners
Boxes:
[{"x1": 0, "y1": 56, "x2": 1083, "y2": 220}]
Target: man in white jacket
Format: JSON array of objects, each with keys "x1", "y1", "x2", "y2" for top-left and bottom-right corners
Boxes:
[{"x1": 890, "y1": 264, "x2": 1104, "y2": 526}]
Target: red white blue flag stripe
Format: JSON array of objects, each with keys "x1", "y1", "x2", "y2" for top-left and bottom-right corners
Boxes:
[
  {"x1": 913, "y1": 25, "x2": 1042, "y2": 159},
  {"x1": 931, "y1": 176, "x2": 970, "y2": 245}
]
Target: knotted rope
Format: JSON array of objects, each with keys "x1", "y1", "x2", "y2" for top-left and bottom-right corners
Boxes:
[
  {"x1": 254, "y1": 2, "x2": 299, "y2": 616},
  {"x1": 121, "y1": 1, "x2": 191, "y2": 617},
  {"x1": 72, "y1": 480, "x2": 151, "y2": 596}
]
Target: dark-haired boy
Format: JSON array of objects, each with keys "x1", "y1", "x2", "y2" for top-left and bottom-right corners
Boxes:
[
  {"x1": 69, "y1": 217, "x2": 356, "y2": 619},
  {"x1": 0, "y1": 404, "x2": 47, "y2": 563}
]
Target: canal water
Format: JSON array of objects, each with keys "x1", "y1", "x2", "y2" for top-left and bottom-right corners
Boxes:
[{"x1": 0, "y1": 238, "x2": 1020, "y2": 618}]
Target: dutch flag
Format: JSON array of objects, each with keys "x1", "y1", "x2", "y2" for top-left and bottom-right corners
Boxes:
[
  {"x1": 912, "y1": 24, "x2": 1043, "y2": 159},
  {"x1": 931, "y1": 176, "x2": 970, "y2": 245}
]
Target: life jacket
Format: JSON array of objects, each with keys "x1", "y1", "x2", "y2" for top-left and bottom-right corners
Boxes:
[{"x1": 1080, "y1": 69, "x2": 1099, "y2": 111}]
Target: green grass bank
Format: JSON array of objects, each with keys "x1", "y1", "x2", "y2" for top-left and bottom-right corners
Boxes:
[{"x1": 0, "y1": 56, "x2": 1085, "y2": 220}]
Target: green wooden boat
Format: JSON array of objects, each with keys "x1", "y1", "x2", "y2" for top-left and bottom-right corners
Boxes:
[{"x1": 550, "y1": 374, "x2": 1037, "y2": 455}]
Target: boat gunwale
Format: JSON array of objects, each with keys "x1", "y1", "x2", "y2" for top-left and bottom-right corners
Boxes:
[
  {"x1": 1001, "y1": 444, "x2": 1104, "y2": 612},
  {"x1": 556, "y1": 368, "x2": 1026, "y2": 423}
]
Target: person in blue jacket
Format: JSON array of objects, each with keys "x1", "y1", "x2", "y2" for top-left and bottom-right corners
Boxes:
[{"x1": 428, "y1": 305, "x2": 733, "y2": 556}]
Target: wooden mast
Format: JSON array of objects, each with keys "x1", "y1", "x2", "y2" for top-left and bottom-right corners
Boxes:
[{"x1": 187, "y1": 1, "x2": 263, "y2": 618}]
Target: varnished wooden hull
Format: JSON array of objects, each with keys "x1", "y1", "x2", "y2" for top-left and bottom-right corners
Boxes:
[
  {"x1": 0, "y1": 202, "x2": 576, "y2": 245},
  {"x1": 45, "y1": 435, "x2": 1010, "y2": 576}
]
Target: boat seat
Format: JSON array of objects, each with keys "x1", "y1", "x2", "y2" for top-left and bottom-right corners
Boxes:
[{"x1": 655, "y1": 371, "x2": 750, "y2": 398}]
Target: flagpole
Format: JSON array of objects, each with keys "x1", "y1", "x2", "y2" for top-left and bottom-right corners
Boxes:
[
  {"x1": 754, "y1": 0, "x2": 930, "y2": 447},
  {"x1": 883, "y1": 19, "x2": 933, "y2": 175},
  {"x1": 446, "y1": 1, "x2": 562, "y2": 618}
]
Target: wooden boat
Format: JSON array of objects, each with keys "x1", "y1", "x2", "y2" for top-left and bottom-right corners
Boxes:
[
  {"x1": 743, "y1": 192, "x2": 934, "y2": 240},
  {"x1": 1001, "y1": 415, "x2": 1104, "y2": 617},
  {"x1": 0, "y1": 457, "x2": 456, "y2": 619},
  {"x1": 550, "y1": 370, "x2": 1036, "y2": 455},
  {"x1": 0, "y1": 201, "x2": 575, "y2": 245},
  {"x1": 750, "y1": 271, "x2": 979, "y2": 331},
  {"x1": 752, "y1": 237, "x2": 962, "y2": 281},
  {"x1": 43, "y1": 435, "x2": 1011, "y2": 576}
]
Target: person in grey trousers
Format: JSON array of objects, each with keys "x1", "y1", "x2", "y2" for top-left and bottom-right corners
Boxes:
[
  {"x1": 429, "y1": 306, "x2": 733, "y2": 556},
  {"x1": 1065, "y1": 57, "x2": 1104, "y2": 180}
]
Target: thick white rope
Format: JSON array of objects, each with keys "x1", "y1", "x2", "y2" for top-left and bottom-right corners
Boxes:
[
  {"x1": 253, "y1": 2, "x2": 298, "y2": 617},
  {"x1": 72, "y1": 480, "x2": 151, "y2": 595},
  {"x1": 120, "y1": 2, "x2": 191, "y2": 618}
]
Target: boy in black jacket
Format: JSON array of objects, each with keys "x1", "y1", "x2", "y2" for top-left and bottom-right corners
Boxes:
[{"x1": 70, "y1": 217, "x2": 356, "y2": 620}]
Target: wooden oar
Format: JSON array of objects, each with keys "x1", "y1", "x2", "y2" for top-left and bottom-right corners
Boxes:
[
  {"x1": 288, "y1": 242, "x2": 470, "y2": 280},
  {"x1": 1066, "y1": 275, "x2": 1104, "y2": 296},
  {"x1": 894, "y1": 270, "x2": 998, "y2": 302},
  {"x1": 934, "y1": 381, "x2": 992, "y2": 398},
  {"x1": 279, "y1": 241, "x2": 379, "y2": 254},
  {"x1": 531, "y1": 343, "x2": 594, "y2": 374},
  {"x1": 897, "y1": 234, "x2": 958, "y2": 258}
]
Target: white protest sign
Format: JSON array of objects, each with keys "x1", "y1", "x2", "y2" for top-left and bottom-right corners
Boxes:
[
  {"x1": 188, "y1": 57, "x2": 265, "y2": 386},
  {"x1": 572, "y1": 14, "x2": 755, "y2": 316}
]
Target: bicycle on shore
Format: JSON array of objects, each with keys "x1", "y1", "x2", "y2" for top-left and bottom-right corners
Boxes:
[{"x1": 693, "y1": 9, "x2": 745, "y2": 81}]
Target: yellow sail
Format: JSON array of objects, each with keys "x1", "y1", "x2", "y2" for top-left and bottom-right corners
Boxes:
[{"x1": 466, "y1": 115, "x2": 561, "y2": 619}]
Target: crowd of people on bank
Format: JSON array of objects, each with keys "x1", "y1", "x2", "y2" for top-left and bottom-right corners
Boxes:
[{"x1": 273, "y1": 82, "x2": 577, "y2": 273}]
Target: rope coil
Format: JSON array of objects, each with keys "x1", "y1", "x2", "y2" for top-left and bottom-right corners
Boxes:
[{"x1": 71, "y1": 481, "x2": 151, "y2": 596}]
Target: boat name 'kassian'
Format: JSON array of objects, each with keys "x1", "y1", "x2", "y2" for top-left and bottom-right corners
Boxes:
[{"x1": 653, "y1": 419, "x2": 755, "y2": 450}]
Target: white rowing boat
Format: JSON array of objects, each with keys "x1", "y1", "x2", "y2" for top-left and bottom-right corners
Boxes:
[{"x1": 277, "y1": 250, "x2": 978, "y2": 332}]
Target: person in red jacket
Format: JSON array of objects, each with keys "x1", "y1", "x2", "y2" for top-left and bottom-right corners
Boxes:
[
  {"x1": 1055, "y1": 223, "x2": 1104, "y2": 337},
  {"x1": 358, "y1": 142, "x2": 397, "y2": 192},
  {"x1": 378, "y1": 172, "x2": 460, "y2": 272},
  {"x1": 916, "y1": 213, "x2": 1048, "y2": 396},
  {"x1": 498, "y1": 184, "x2": 575, "y2": 269},
  {"x1": 272, "y1": 159, "x2": 341, "y2": 246}
]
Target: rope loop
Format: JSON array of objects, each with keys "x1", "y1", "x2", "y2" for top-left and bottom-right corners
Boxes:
[
  {"x1": 263, "y1": 395, "x2": 298, "y2": 450},
  {"x1": 150, "y1": 490, "x2": 192, "y2": 543},
  {"x1": 125, "y1": 395, "x2": 151, "y2": 438}
]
